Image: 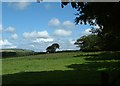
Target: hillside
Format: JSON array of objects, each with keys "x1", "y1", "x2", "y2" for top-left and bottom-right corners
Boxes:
[
  {"x1": 2, "y1": 51, "x2": 120, "y2": 85},
  {"x1": 1, "y1": 48, "x2": 35, "y2": 58}
]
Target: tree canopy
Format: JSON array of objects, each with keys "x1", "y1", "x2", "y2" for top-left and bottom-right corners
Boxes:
[
  {"x1": 74, "y1": 34, "x2": 101, "y2": 51},
  {"x1": 61, "y1": 2, "x2": 120, "y2": 33},
  {"x1": 61, "y1": 2, "x2": 120, "y2": 50},
  {"x1": 46, "y1": 43, "x2": 60, "y2": 53},
  {"x1": 51, "y1": 43, "x2": 60, "y2": 49}
]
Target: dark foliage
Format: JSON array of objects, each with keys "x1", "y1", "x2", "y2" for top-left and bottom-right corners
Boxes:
[
  {"x1": 46, "y1": 43, "x2": 60, "y2": 53},
  {"x1": 74, "y1": 34, "x2": 102, "y2": 51},
  {"x1": 61, "y1": 2, "x2": 120, "y2": 51},
  {"x1": 2, "y1": 52, "x2": 17, "y2": 57}
]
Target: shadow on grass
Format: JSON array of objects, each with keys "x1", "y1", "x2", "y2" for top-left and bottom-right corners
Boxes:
[
  {"x1": 67, "y1": 61, "x2": 120, "y2": 71},
  {"x1": 67, "y1": 62, "x2": 120, "y2": 86},
  {"x1": 74, "y1": 51, "x2": 120, "y2": 60},
  {"x1": 2, "y1": 61, "x2": 120, "y2": 86},
  {"x1": 2, "y1": 70, "x2": 101, "y2": 86}
]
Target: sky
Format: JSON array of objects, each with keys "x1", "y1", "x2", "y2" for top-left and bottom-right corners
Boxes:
[{"x1": 1, "y1": 1, "x2": 93, "y2": 52}]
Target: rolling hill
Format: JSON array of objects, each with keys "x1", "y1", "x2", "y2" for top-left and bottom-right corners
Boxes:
[{"x1": 1, "y1": 48, "x2": 35, "y2": 58}]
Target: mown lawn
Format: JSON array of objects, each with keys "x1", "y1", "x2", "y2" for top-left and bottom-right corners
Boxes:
[{"x1": 2, "y1": 51, "x2": 120, "y2": 85}]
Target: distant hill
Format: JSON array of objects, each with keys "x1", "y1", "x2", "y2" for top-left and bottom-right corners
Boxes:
[
  {"x1": 1, "y1": 48, "x2": 35, "y2": 58},
  {"x1": 1, "y1": 48, "x2": 34, "y2": 52}
]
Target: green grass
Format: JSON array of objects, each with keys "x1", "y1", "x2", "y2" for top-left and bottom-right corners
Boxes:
[
  {"x1": 2, "y1": 51, "x2": 120, "y2": 85},
  {"x1": 2, "y1": 52, "x2": 86, "y2": 74}
]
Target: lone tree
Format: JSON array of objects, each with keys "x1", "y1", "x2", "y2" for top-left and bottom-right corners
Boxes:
[
  {"x1": 61, "y1": 2, "x2": 120, "y2": 50},
  {"x1": 46, "y1": 43, "x2": 60, "y2": 53}
]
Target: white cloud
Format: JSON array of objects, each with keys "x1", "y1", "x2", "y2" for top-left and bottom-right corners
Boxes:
[
  {"x1": 29, "y1": 44, "x2": 35, "y2": 48},
  {"x1": 10, "y1": 33, "x2": 18, "y2": 40},
  {"x1": 54, "y1": 29, "x2": 72, "y2": 37},
  {"x1": 5, "y1": 26, "x2": 15, "y2": 33},
  {"x1": 15, "y1": 1, "x2": 30, "y2": 10},
  {"x1": 33, "y1": 38, "x2": 54, "y2": 43},
  {"x1": 0, "y1": 39, "x2": 12, "y2": 46},
  {"x1": 0, "y1": 39, "x2": 17, "y2": 49},
  {"x1": 4, "y1": 45, "x2": 17, "y2": 49},
  {"x1": 54, "y1": 39, "x2": 79, "y2": 51},
  {"x1": 8, "y1": 0, "x2": 30, "y2": 10},
  {"x1": 21, "y1": 30, "x2": 54, "y2": 51},
  {"x1": 48, "y1": 18, "x2": 60, "y2": 26},
  {"x1": 82, "y1": 28, "x2": 92, "y2": 36},
  {"x1": 69, "y1": 39, "x2": 76, "y2": 45},
  {"x1": 23, "y1": 30, "x2": 50, "y2": 39},
  {"x1": 63, "y1": 21, "x2": 75, "y2": 29}
]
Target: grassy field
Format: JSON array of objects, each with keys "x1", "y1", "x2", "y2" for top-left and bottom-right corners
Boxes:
[{"x1": 2, "y1": 51, "x2": 120, "y2": 85}]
